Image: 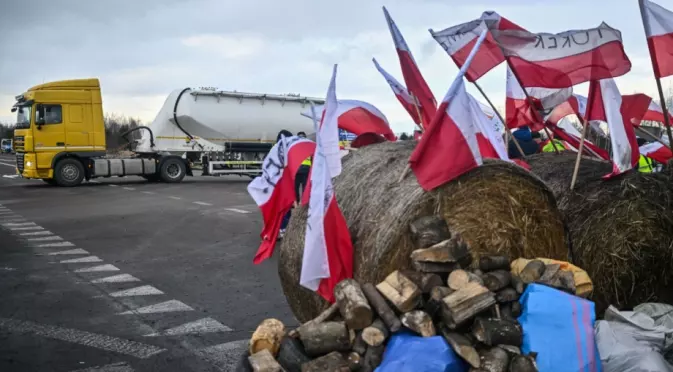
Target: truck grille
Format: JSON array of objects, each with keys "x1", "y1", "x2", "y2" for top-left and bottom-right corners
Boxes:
[
  {"x1": 13, "y1": 135, "x2": 24, "y2": 152},
  {"x1": 16, "y1": 153, "x2": 24, "y2": 173}
]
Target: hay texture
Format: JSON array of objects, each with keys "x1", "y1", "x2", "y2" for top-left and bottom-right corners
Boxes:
[
  {"x1": 527, "y1": 152, "x2": 673, "y2": 313},
  {"x1": 278, "y1": 141, "x2": 569, "y2": 322}
]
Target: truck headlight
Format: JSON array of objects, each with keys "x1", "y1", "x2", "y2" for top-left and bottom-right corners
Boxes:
[{"x1": 26, "y1": 161, "x2": 32, "y2": 167}]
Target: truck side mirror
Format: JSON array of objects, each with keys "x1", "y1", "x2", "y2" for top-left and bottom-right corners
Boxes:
[{"x1": 35, "y1": 104, "x2": 45, "y2": 128}]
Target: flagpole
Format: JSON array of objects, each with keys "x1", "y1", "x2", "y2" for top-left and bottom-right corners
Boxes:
[
  {"x1": 472, "y1": 82, "x2": 527, "y2": 158},
  {"x1": 569, "y1": 83, "x2": 600, "y2": 190},
  {"x1": 638, "y1": 125, "x2": 670, "y2": 147}
]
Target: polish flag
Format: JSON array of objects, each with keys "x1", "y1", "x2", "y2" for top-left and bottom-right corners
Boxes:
[
  {"x1": 620, "y1": 93, "x2": 660, "y2": 127},
  {"x1": 505, "y1": 66, "x2": 573, "y2": 130},
  {"x1": 549, "y1": 120, "x2": 610, "y2": 160},
  {"x1": 640, "y1": 0, "x2": 673, "y2": 78},
  {"x1": 302, "y1": 99, "x2": 396, "y2": 142},
  {"x1": 640, "y1": 141, "x2": 673, "y2": 164},
  {"x1": 492, "y1": 23, "x2": 632, "y2": 88},
  {"x1": 248, "y1": 136, "x2": 316, "y2": 264},
  {"x1": 467, "y1": 92, "x2": 509, "y2": 161},
  {"x1": 300, "y1": 97, "x2": 354, "y2": 303},
  {"x1": 586, "y1": 78, "x2": 640, "y2": 177},
  {"x1": 372, "y1": 57, "x2": 422, "y2": 125},
  {"x1": 622, "y1": 93, "x2": 673, "y2": 126},
  {"x1": 546, "y1": 94, "x2": 588, "y2": 125},
  {"x1": 430, "y1": 12, "x2": 525, "y2": 82},
  {"x1": 383, "y1": 7, "x2": 437, "y2": 127},
  {"x1": 318, "y1": 65, "x2": 342, "y2": 178}
]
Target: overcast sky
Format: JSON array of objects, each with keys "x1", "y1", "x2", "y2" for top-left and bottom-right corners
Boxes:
[{"x1": 0, "y1": 0, "x2": 670, "y2": 134}]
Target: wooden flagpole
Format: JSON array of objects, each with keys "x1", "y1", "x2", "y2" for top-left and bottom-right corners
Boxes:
[
  {"x1": 569, "y1": 82, "x2": 600, "y2": 190},
  {"x1": 638, "y1": 125, "x2": 669, "y2": 147}
]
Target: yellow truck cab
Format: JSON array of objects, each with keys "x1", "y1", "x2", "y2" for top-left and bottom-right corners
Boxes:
[{"x1": 12, "y1": 78, "x2": 190, "y2": 186}]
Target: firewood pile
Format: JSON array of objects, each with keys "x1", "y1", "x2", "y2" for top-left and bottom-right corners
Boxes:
[{"x1": 241, "y1": 215, "x2": 579, "y2": 372}]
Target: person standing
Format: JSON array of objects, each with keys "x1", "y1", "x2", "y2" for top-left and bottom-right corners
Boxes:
[{"x1": 295, "y1": 132, "x2": 311, "y2": 203}]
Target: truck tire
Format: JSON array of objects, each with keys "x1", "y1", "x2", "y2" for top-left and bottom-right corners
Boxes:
[
  {"x1": 54, "y1": 158, "x2": 85, "y2": 187},
  {"x1": 159, "y1": 158, "x2": 186, "y2": 183}
]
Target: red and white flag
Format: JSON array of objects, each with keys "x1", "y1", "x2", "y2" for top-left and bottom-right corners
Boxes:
[
  {"x1": 492, "y1": 23, "x2": 632, "y2": 88},
  {"x1": 247, "y1": 136, "x2": 316, "y2": 264},
  {"x1": 318, "y1": 65, "x2": 342, "y2": 178},
  {"x1": 622, "y1": 93, "x2": 673, "y2": 126},
  {"x1": 550, "y1": 120, "x2": 610, "y2": 160},
  {"x1": 383, "y1": 6, "x2": 437, "y2": 127},
  {"x1": 586, "y1": 79, "x2": 640, "y2": 177},
  {"x1": 546, "y1": 94, "x2": 588, "y2": 125},
  {"x1": 640, "y1": 0, "x2": 673, "y2": 78},
  {"x1": 372, "y1": 57, "x2": 422, "y2": 125},
  {"x1": 467, "y1": 92, "x2": 509, "y2": 161},
  {"x1": 302, "y1": 99, "x2": 396, "y2": 142},
  {"x1": 640, "y1": 141, "x2": 673, "y2": 164},
  {"x1": 642, "y1": 98, "x2": 673, "y2": 124},
  {"x1": 505, "y1": 66, "x2": 573, "y2": 130},
  {"x1": 430, "y1": 13, "x2": 524, "y2": 82}
]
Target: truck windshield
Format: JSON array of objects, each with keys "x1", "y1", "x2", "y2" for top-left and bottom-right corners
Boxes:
[{"x1": 15, "y1": 105, "x2": 32, "y2": 129}]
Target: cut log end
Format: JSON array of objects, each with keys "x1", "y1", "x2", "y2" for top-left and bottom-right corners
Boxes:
[
  {"x1": 509, "y1": 353, "x2": 539, "y2": 372},
  {"x1": 482, "y1": 270, "x2": 512, "y2": 292},
  {"x1": 519, "y1": 260, "x2": 546, "y2": 284},
  {"x1": 334, "y1": 279, "x2": 373, "y2": 331},
  {"x1": 401, "y1": 310, "x2": 436, "y2": 337},
  {"x1": 250, "y1": 319, "x2": 286, "y2": 356},
  {"x1": 479, "y1": 255, "x2": 511, "y2": 272},
  {"x1": 479, "y1": 347, "x2": 510, "y2": 372},
  {"x1": 472, "y1": 318, "x2": 523, "y2": 347},
  {"x1": 298, "y1": 321, "x2": 351, "y2": 357},
  {"x1": 448, "y1": 269, "x2": 484, "y2": 291},
  {"x1": 375, "y1": 271, "x2": 421, "y2": 313},
  {"x1": 361, "y1": 319, "x2": 389, "y2": 347},
  {"x1": 496, "y1": 288, "x2": 520, "y2": 304}
]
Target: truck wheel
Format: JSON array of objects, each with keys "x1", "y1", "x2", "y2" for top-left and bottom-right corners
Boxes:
[
  {"x1": 159, "y1": 158, "x2": 186, "y2": 183},
  {"x1": 54, "y1": 158, "x2": 85, "y2": 187}
]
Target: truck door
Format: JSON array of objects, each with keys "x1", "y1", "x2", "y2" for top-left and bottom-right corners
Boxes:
[
  {"x1": 34, "y1": 104, "x2": 66, "y2": 169},
  {"x1": 65, "y1": 104, "x2": 94, "y2": 151}
]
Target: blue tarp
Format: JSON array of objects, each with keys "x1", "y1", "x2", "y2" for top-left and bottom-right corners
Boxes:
[
  {"x1": 376, "y1": 331, "x2": 468, "y2": 372},
  {"x1": 518, "y1": 284, "x2": 602, "y2": 372}
]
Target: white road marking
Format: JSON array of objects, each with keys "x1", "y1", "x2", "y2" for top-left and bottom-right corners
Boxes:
[
  {"x1": 109, "y1": 285, "x2": 164, "y2": 298},
  {"x1": 75, "y1": 264, "x2": 120, "y2": 273},
  {"x1": 0, "y1": 161, "x2": 16, "y2": 167},
  {"x1": 0, "y1": 218, "x2": 26, "y2": 222},
  {"x1": 88, "y1": 180, "x2": 101, "y2": 184},
  {"x1": 225, "y1": 208, "x2": 251, "y2": 214},
  {"x1": 8, "y1": 226, "x2": 43, "y2": 231},
  {"x1": 1, "y1": 267, "x2": 17, "y2": 271},
  {"x1": 109, "y1": 184, "x2": 118, "y2": 187},
  {"x1": 36, "y1": 241, "x2": 75, "y2": 248},
  {"x1": 69, "y1": 362, "x2": 134, "y2": 372},
  {"x1": 169, "y1": 196, "x2": 181, "y2": 200},
  {"x1": 91, "y1": 274, "x2": 140, "y2": 284},
  {"x1": 0, "y1": 210, "x2": 16, "y2": 214},
  {"x1": 60, "y1": 256, "x2": 103, "y2": 264},
  {"x1": 26, "y1": 235, "x2": 63, "y2": 241},
  {"x1": 145, "y1": 317, "x2": 232, "y2": 337},
  {"x1": 122, "y1": 187, "x2": 135, "y2": 191},
  {"x1": 48, "y1": 248, "x2": 90, "y2": 255},
  {"x1": 19, "y1": 230, "x2": 52, "y2": 236},
  {"x1": 142, "y1": 191, "x2": 155, "y2": 195},
  {"x1": 0, "y1": 317, "x2": 165, "y2": 359},
  {"x1": 2, "y1": 174, "x2": 19, "y2": 179},
  {"x1": 2, "y1": 222, "x2": 35, "y2": 227},
  {"x1": 193, "y1": 201, "x2": 212, "y2": 206},
  {"x1": 119, "y1": 300, "x2": 193, "y2": 315},
  {"x1": 196, "y1": 340, "x2": 248, "y2": 369}
]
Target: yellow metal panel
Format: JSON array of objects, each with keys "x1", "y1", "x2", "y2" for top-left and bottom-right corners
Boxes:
[{"x1": 65, "y1": 104, "x2": 93, "y2": 149}]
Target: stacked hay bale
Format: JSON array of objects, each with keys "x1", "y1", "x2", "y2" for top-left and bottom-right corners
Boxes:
[
  {"x1": 526, "y1": 152, "x2": 673, "y2": 312},
  {"x1": 279, "y1": 141, "x2": 570, "y2": 323}
]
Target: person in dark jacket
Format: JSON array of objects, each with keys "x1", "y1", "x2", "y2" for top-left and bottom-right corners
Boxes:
[
  {"x1": 295, "y1": 132, "x2": 311, "y2": 202},
  {"x1": 508, "y1": 126, "x2": 541, "y2": 159}
]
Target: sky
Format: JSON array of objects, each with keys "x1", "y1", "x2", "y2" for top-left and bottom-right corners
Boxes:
[{"x1": 1, "y1": 0, "x2": 672, "y2": 135}]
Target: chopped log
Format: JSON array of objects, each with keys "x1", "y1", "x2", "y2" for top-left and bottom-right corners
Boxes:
[
  {"x1": 345, "y1": 351, "x2": 362, "y2": 371},
  {"x1": 298, "y1": 321, "x2": 351, "y2": 357},
  {"x1": 361, "y1": 283, "x2": 402, "y2": 333},
  {"x1": 276, "y1": 337, "x2": 311, "y2": 372},
  {"x1": 479, "y1": 347, "x2": 510, "y2": 372},
  {"x1": 496, "y1": 288, "x2": 520, "y2": 304},
  {"x1": 511, "y1": 302, "x2": 522, "y2": 318},
  {"x1": 412, "y1": 260, "x2": 460, "y2": 274},
  {"x1": 557, "y1": 270, "x2": 576, "y2": 294},
  {"x1": 510, "y1": 275, "x2": 526, "y2": 294},
  {"x1": 537, "y1": 264, "x2": 560, "y2": 283},
  {"x1": 401, "y1": 310, "x2": 436, "y2": 337},
  {"x1": 376, "y1": 271, "x2": 421, "y2": 313},
  {"x1": 301, "y1": 351, "x2": 350, "y2": 372},
  {"x1": 361, "y1": 319, "x2": 389, "y2": 347},
  {"x1": 473, "y1": 269, "x2": 485, "y2": 278},
  {"x1": 250, "y1": 319, "x2": 286, "y2": 356},
  {"x1": 409, "y1": 215, "x2": 451, "y2": 249},
  {"x1": 334, "y1": 279, "x2": 373, "y2": 330},
  {"x1": 400, "y1": 270, "x2": 443, "y2": 294},
  {"x1": 498, "y1": 345, "x2": 521, "y2": 356},
  {"x1": 483, "y1": 270, "x2": 512, "y2": 292},
  {"x1": 410, "y1": 235, "x2": 470, "y2": 263},
  {"x1": 362, "y1": 344, "x2": 385, "y2": 372},
  {"x1": 425, "y1": 286, "x2": 454, "y2": 320},
  {"x1": 519, "y1": 260, "x2": 546, "y2": 284},
  {"x1": 351, "y1": 331, "x2": 367, "y2": 356},
  {"x1": 472, "y1": 318, "x2": 523, "y2": 347},
  {"x1": 509, "y1": 353, "x2": 539, "y2": 372},
  {"x1": 289, "y1": 303, "x2": 339, "y2": 338},
  {"x1": 448, "y1": 269, "x2": 484, "y2": 290},
  {"x1": 248, "y1": 349, "x2": 285, "y2": 372},
  {"x1": 441, "y1": 282, "x2": 496, "y2": 329},
  {"x1": 440, "y1": 328, "x2": 481, "y2": 368},
  {"x1": 479, "y1": 255, "x2": 511, "y2": 272}
]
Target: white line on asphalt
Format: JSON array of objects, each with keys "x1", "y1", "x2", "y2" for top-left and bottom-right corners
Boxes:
[
  {"x1": 109, "y1": 285, "x2": 164, "y2": 298},
  {"x1": 225, "y1": 208, "x2": 251, "y2": 214},
  {"x1": 169, "y1": 196, "x2": 181, "y2": 200},
  {"x1": 91, "y1": 274, "x2": 140, "y2": 284},
  {"x1": 0, "y1": 218, "x2": 26, "y2": 222},
  {"x1": 26, "y1": 235, "x2": 63, "y2": 241},
  {"x1": 36, "y1": 241, "x2": 75, "y2": 248},
  {"x1": 0, "y1": 317, "x2": 165, "y2": 359},
  {"x1": 8, "y1": 226, "x2": 43, "y2": 231},
  {"x1": 2, "y1": 175, "x2": 19, "y2": 179},
  {"x1": 19, "y1": 230, "x2": 52, "y2": 236},
  {"x1": 119, "y1": 300, "x2": 194, "y2": 315},
  {"x1": 0, "y1": 161, "x2": 16, "y2": 167},
  {"x1": 142, "y1": 191, "x2": 155, "y2": 195},
  {"x1": 195, "y1": 340, "x2": 248, "y2": 369},
  {"x1": 145, "y1": 317, "x2": 232, "y2": 337},
  {"x1": 122, "y1": 187, "x2": 135, "y2": 191},
  {"x1": 69, "y1": 362, "x2": 134, "y2": 372},
  {"x1": 60, "y1": 256, "x2": 103, "y2": 264},
  {"x1": 109, "y1": 184, "x2": 118, "y2": 187},
  {"x1": 75, "y1": 264, "x2": 120, "y2": 273},
  {"x1": 88, "y1": 180, "x2": 100, "y2": 184},
  {"x1": 2, "y1": 222, "x2": 35, "y2": 227},
  {"x1": 193, "y1": 201, "x2": 212, "y2": 206},
  {"x1": 48, "y1": 249, "x2": 90, "y2": 255}
]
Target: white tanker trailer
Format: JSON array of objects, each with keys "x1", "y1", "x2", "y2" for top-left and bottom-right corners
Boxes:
[{"x1": 134, "y1": 88, "x2": 325, "y2": 177}]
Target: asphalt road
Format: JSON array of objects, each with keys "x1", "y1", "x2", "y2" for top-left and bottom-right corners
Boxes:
[{"x1": 0, "y1": 153, "x2": 297, "y2": 372}]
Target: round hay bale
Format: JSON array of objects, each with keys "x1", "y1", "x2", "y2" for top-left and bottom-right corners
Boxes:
[
  {"x1": 278, "y1": 141, "x2": 569, "y2": 322},
  {"x1": 526, "y1": 152, "x2": 673, "y2": 313}
]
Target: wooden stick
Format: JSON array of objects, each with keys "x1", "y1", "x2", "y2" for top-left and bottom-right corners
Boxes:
[
  {"x1": 288, "y1": 303, "x2": 339, "y2": 338},
  {"x1": 361, "y1": 283, "x2": 402, "y2": 333},
  {"x1": 653, "y1": 67, "x2": 673, "y2": 150},
  {"x1": 638, "y1": 126, "x2": 669, "y2": 147},
  {"x1": 397, "y1": 163, "x2": 410, "y2": 183},
  {"x1": 570, "y1": 119, "x2": 590, "y2": 190}
]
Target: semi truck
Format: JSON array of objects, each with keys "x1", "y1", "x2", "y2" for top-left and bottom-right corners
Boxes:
[{"x1": 11, "y1": 78, "x2": 324, "y2": 186}]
